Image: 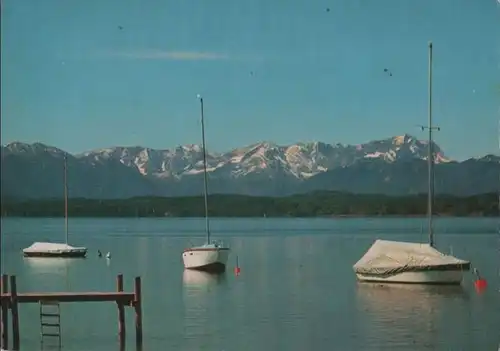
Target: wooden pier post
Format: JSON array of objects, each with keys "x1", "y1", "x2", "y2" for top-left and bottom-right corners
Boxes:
[
  {"x1": 1, "y1": 274, "x2": 9, "y2": 350},
  {"x1": 10, "y1": 275, "x2": 20, "y2": 350},
  {"x1": 116, "y1": 274, "x2": 125, "y2": 345},
  {"x1": 133, "y1": 276, "x2": 142, "y2": 347}
]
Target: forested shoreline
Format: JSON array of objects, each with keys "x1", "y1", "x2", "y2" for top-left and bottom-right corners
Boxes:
[{"x1": 1, "y1": 192, "x2": 498, "y2": 218}]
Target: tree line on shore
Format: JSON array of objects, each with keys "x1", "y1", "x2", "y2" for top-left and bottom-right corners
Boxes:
[{"x1": 1, "y1": 191, "x2": 498, "y2": 217}]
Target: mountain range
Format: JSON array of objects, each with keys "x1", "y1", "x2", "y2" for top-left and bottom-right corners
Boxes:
[{"x1": 1, "y1": 134, "x2": 499, "y2": 200}]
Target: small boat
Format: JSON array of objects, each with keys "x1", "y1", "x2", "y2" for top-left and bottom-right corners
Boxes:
[
  {"x1": 23, "y1": 155, "x2": 88, "y2": 258},
  {"x1": 353, "y1": 239, "x2": 470, "y2": 284},
  {"x1": 183, "y1": 242, "x2": 230, "y2": 272},
  {"x1": 353, "y1": 42, "x2": 470, "y2": 285},
  {"x1": 182, "y1": 95, "x2": 230, "y2": 273},
  {"x1": 23, "y1": 242, "x2": 87, "y2": 258}
]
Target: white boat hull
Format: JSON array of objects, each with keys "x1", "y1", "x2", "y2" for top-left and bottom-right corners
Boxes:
[
  {"x1": 356, "y1": 269, "x2": 465, "y2": 285},
  {"x1": 182, "y1": 247, "x2": 230, "y2": 273}
]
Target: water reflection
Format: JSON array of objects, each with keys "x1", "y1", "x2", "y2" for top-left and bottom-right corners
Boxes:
[
  {"x1": 182, "y1": 270, "x2": 227, "y2": 348},
  {"x1": 23, "y1": 257, "x2": 74, "y2": 276},
  {"x1": 356, "y1": 283, "x2": 469, "y2": 348},
  {"x1": 182, "y1": 270, "x2": 226, "y2": 291},
  {"x1": 40, "y1": 342, "x2": 62, "y2": 351},
  {"x1": 23, "y1": 257, "x2": 77, "y2": 292}
]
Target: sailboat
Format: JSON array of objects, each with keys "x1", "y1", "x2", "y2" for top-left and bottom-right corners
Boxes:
[
  {"x1": 182, "y1": 94, "x2": 230, "y2": 272},
  {"x1": 353, "y1": 42, "x2": 470, "y2": 284},
  {"x1": 23, "y1": 155, "x2": 88, "y2": 258}
]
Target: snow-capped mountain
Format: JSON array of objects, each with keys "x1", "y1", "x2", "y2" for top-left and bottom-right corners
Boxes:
[
  {"x1": 75, "y1": 134, "x2": 449, "y2": 181},
  {"x1": 1, "y1": 135, "x2": 497, "y2": 199}
]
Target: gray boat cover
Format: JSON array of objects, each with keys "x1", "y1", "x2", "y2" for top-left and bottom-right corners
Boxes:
[{"x1": 353, "y1": 240, "x2": 470, "y2": 276}]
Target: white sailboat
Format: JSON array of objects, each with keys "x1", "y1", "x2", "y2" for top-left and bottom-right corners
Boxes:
[
  {"x1": 353, "y1": 42, "x2": 470, "y2": 284},
  {"x1": 182, "y1": 95, "x2": 230, "y2": 272},
  {"x1": 23, "y1": 155, "x2": 88, "y2": 258}
]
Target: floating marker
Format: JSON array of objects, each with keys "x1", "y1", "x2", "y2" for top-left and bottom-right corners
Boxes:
[
  {"x1": 234, "y1": 255, "x2": 241, "y2": 275},
  {"x1": 474, "y1": 279, "x2": 487, "y2": 291},
  {"x1": 472, "y1": 267, "x2": 487, "y2": 292}
]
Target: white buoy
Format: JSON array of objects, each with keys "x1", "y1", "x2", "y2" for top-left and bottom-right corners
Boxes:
[{"x1": 106, "y1": 252, "x2": 111, "y2": 259}]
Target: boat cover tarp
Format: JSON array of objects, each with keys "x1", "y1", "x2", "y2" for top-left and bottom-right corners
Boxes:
[
  {"x1": 23, "y1": 242, "x2": 86, "y2": 254},
  {"x1": 353, "y1": 239, "x2": 470, "y2": 276}
]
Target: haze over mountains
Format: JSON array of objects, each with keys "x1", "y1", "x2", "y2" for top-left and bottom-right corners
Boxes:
[{"x1": 1, "y1": 134, "x2": 499, "y2": 200}]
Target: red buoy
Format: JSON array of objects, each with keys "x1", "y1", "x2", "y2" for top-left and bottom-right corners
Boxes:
[
  {"x1": 474, "y1": 279, "x2": 487, "y2": 290},
  {"x1": 234, "y1": 255, "x2": 241, "y2": 276},
  {"x1": 472, "y1": 268, "x2": 487, "y2": 293}
]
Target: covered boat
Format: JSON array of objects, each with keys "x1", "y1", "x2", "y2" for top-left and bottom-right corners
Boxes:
[
  {"x1": 353, "y1": 42, "x2": 471, "y2": 285},
  {"x1": 23, "y1": 242, "x2": 87, "y2": 258},
  {"x1": 22, "y1": 155, "x2": 88, "y2": 259},
  {"x1": 354, "y1": 240, "x2": 470, "y2": 284}
]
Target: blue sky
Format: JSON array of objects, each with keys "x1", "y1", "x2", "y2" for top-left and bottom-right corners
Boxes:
[{"x1": 1, "y1": 0, "x2": 499, "y2": 160}]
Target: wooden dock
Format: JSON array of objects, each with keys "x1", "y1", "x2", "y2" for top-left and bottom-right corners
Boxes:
[{"x1": 0, "y1": 274, "x2": 142, "y2": 350}]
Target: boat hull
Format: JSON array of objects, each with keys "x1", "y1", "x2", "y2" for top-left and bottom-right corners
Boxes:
[
  {"x1": 356, "y1": 269, "x2": 465, "y2": 285},
  {"x1": 182, "y1": 248, "x2": 230, "y2": 273},
  {"x1": 23, "y1": 250, "x2": 87, "y2": 258}
]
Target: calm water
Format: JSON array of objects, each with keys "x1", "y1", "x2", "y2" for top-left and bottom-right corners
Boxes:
[{"x1": 1, "y1": 217, "x2": 499, "y2": 351}]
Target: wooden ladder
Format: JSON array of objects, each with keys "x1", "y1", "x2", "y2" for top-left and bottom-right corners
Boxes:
[{"x1": 39, "y1": 300, "x2": 62, "y2": 346}]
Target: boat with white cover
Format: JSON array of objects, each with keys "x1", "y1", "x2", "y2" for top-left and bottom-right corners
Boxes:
[
  {"x1": 182, "y1": 95, "x2": 230, "y2": 272},
  {"x1": 23, "y1": 242, "x2": 87, "y2": 258},
  {"x1": 23, "y1": 155, "x2": 88, "y2": 258},
  {"x1": 353, "y1": 239, "x2": 470, "y2": 284},
  {"x1": 353, "y1": 42, "x2": 470, "y2": 285}
]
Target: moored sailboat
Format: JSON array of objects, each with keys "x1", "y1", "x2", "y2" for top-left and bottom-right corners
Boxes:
[
  {"x1": 353, "y1": 42, "x2": 470, "y2": 284},
  {"x1": 182, "y1": 95, "x2": 230, "y2": 272},
  {"x1": 23, "y1": 155, "x2": 87, "y2": 258}
]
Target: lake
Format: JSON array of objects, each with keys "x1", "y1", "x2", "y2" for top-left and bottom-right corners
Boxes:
[{"x1": 1, "y1": 217, "x2": 499, "y2": 350}]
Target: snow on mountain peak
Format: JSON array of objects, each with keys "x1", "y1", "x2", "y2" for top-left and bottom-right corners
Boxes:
[
  {"x1": 392, "y1": 134, "x2": 414, "y2": 146},
  {"x1": 80, "y1": 136, "x2": 450, "y2": 179},
  {"x1": 181, "y1": 144, "x2": 202, "y2": 153},
  {"x1": 5, "y1": 135, "x2": 453, "y2": 181}
]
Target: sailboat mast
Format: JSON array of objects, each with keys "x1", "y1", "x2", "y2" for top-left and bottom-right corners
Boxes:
[
  {"x1": 64, "y1": 154, "x2": 69, "y2": 245},
  {"x1": 199, "y1": 96, "x2": 211, "y2": 244},
  {"x1": 427, "y1": 41, "x2": 434, "y2": 247}
]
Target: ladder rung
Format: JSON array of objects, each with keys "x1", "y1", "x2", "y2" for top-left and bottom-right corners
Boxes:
[
  {"x1": 41, "y1": 310, "x2": 60, "y2": 314},
  {"x1": 41, "y1": 322, "x2": 60, "y2": 327},
  {"x1": 40, "y1": 313, "x2": 60, "y2": 317},
  {"x1": 41, "y1": 306, "x2": 60, "y2": 310},
  {"x1": 41, "y1": 333, "x2": 60, "y2": 337}
]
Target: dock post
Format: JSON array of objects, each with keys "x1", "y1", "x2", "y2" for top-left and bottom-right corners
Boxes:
[
  {"x1": 133, "y1": 276, "x2": 142, "y2": 348},
  {"x1": 116, "y1": 274, "x2": 125, "y2": 346},
  {"x1": 10, "y1": 275, "x2": 20, "y2": 350},
  {"x1": 1, "y1": 274, "x2": 9, "y2": 350}
]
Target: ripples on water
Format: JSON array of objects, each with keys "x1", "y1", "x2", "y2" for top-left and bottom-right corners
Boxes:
[{"x1": 1, "y1": 218, "x2": 499, "y2": 350}]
